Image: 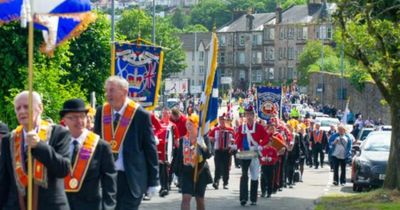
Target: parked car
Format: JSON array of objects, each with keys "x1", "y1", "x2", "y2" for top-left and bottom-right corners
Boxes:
[
  {"x1": 354, "y1": 127, "x2": 375, "y2": 145},
  {"x1": 314, "y1": 117, "x2": 340, "y2": 132},
  {"x1": 166, "y1": 98, "x2": 180, "y2": 109},
  {"x1": 351, "y1": 131, "x2": 391, "y2": 192}
]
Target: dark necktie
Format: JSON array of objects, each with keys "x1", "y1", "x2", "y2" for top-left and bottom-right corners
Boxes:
[
  {"x1": 71, "y1": 140, "x2": 79, "y2": 166},
  {"x1": 113, "y1": 113, "x2": 121, "y2": 129}
]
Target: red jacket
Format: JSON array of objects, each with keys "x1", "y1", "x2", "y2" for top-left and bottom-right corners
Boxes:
[
  {"x1": 235, "y1": 123, "x2": 268, "y2": 151},
  {"x1": 170, "y1": 115, "x2": 187, "y2": 138},
  {"x1": 259, "y1": 145, "x2": 278, "y2": 166}
]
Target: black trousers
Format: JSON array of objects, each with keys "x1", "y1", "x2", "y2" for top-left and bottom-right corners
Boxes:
[
  {"x1": 261, "y1": 165, "x2": 275, "y2": 196},
  {"x1": 312, "y1": 143, "x2": 324, "y2": 168},
  {"x1": 116, "y1": 171, "x2": 142, "y2": 210},
  {"x1": 214, "y1": 150, "x2": 231, "y2": 185},
  {"x1": 159, "y1": 163, "x2": 169, "y2": 191},
  {"x1": 239, "y1": 159, "x2": 258, "y2": 203},
  {"x1": 332, "y1": 156, "x2": 346, "y2": 184},
  {"x1": 279, "y1": 153, "x2": 288, "y2": 188},
  {"x1": 286, "y1": 160, "x2": 296, "y2": 185}
]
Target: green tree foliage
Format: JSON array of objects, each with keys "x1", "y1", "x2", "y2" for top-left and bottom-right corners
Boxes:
[
  {"x1": 64, "y1": 12, "x2": 111, "y2": 104},
  {"x1": 171, "y1": 7, "x2": 188, "y2": 29},
  {"x1": 297, "y1": 40, "x2": 336, "y2": 85},
  {"x1": 334, "y1": 0, "x2": 400, "y2": 189},
  {"x1": 190, "y1": 0, "x2": 231, "y2": 30},
  {"x1": 117, "y1": 9, "x2": 186, "y2": 78},
  {"x1": 182, "y1": 24, "x2": 209, "y2": 33},
  {"x1": 226, "y1": 0, "x2": 276, "y2": 13},
  {"x1": 281, "y1": 0, "x2": 307, "y2": 10}
]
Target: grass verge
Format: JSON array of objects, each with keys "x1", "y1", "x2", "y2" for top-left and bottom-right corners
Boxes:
[{"x1": 315, "y1": 189, "x2": 400, "y2": 210}]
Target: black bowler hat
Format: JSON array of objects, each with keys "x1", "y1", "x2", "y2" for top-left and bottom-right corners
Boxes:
[
  {"x1": 60, "y1": 99, "x2": 89, "y2": 118},
  {"x1": 0, "y1": 122, "x2": 9, "y2": 134}
]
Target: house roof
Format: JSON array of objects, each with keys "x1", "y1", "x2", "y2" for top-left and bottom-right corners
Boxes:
[
  {"x1": 218, "y1": 13, "x2": 275, "y2": 32},
  {"x1": 279, "y1": 3, "x2": 337, "y2": 24},
  {"x1": 178, "y1": 32, "x2": 212, "y2": 51}
]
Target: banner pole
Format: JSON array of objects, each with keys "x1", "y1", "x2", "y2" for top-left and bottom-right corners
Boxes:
[{"x1": 27, "y1": 7, "x2": 34, "y2": 210}]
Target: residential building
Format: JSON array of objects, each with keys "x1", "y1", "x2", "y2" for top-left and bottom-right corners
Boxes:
[
  {"x1": 176, "y1": 32, "x2": 213, "y2": 94},
  {"x1": 216, "y1": 0, "x2": 335, "y2": 89}
]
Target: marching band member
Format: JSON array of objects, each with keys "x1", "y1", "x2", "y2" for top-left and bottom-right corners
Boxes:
[
  {"x1": 208, "y1": 113, "x2": 235, "y2": 190},
  {"x1": 234, "y1": 105, "x2": 268, "y2": 206},
  {"x1": 61, "y1": 99, "x2": 116, "y2": 210},
  {"x1": 177, "y1": 114, "x2": 212, "y2": 210},
  {"x1": 259, "y1": 125, "x2": 279, "y2": 198},
  {"x1": 286, "y1": 124, "x2": 300, "y2": 188},
  {"x1": 157, "y1": 107, "x2": 180, "y2": 197},
  {"x1": 297, "y1": 124, "x2": 310, "y2": 181}
]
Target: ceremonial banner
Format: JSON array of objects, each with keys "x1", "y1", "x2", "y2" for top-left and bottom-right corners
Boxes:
[
  {"x1": 257, "y1": 86, "x2": 282, "y2": 121},
  {"x1": 113, "y1": 42, "x2": 163, "y2": 110},
  {"x1": 0, "y1": 0, "x2": 94, "y2": 54}
]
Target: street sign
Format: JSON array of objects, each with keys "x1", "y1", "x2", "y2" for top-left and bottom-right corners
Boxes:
[{"x1": 221, "y1": 76, "x2": 232, "y2": 84}]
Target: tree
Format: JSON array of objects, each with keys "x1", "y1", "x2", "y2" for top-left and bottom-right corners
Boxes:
[
  {"x1": 117, "y1": 9, "x2": 186, "y2": 78},
  {"x1": 171, "y1": 7, "x2": 188, "y2": 29},
  {"x1": 190, "y1": 0, "x2": 231, "y2": 30},
  {"x1": 335, "y1": 0, "x2": 400, "y2": 189},
  {"x1": 297, "y1": 40, "x2": 336, "y2": 85},
  {"x1": 182, "y1": 24, "x2": 209, "y2": 33},
  {"x1": 64, "y1": 12, "x2": 112, "y2": 104}
]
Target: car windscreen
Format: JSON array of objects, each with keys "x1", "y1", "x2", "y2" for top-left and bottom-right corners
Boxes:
[
  {"x1": 363, "y1": 133, "x2": 391, "y2": 152},
  {"x1": 321, "y1": 119, "x2": 339, "y2": 127},
  {"x1": 360, "y1": 130, "x2": 373, "y2": 140}
]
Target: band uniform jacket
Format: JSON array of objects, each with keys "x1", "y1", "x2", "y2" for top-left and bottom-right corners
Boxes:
[
  {"x1": 94, "y1": 105, "x2": 160, "y2": 198},
  {"x1": 0, "y1": 125, "x2": 71, "y2": 210},
  {"x1": 66, "y1": 139, "x2": 117, "y2": 210}
]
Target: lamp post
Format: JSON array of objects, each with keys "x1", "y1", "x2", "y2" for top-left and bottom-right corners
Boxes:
[{"x1": 152, "y1": 0, "x2": 156, "y2": 44}]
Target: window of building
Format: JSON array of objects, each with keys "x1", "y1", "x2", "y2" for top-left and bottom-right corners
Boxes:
[
  {"x1": 293, "y1": 68, "x2": 298, "y2": 79},
  {"x1": 279, "y1": 48, "x2": 282, "y2": 60},
  {"x1": 199, "y1": 80, "x2": 203, "y2": 85},
  {"x1": 219, "y1": 52, "x2": 225, "y2": 64},
  {"x1": 327, "y1": 25, "x2": 332, "y2": 39},
  {"x1": 266, "y1": 47, "x2": 275, "y2": 61},
  {"x1": 192, "y1": 65, "x2": 195, "y2": 73},
  {"x1": 283, "y1": 47, "x2": 287, "y2": 59},
  {"x1": 192, "y1": 51, "x2": 195, "y2": 61},
  {"x1": 303, "y1": 27, "x2": 308, "y2": 39},
  {"x1": 288, "y1": 67, "x2": 293, "y2": 79},
  {"x1": 268, "y1": 68, "x2": 274, "y2": 80},
  {"x1": 199, "y1": 65, "x2": 204, "y2": 74},
  {"x1": 253, "y1": 33, "x2": 262, "y2": 45},
  {"x1": 239, "y1": 70, "x2": 246, "y2": 80},
  {"x1": 279, "y1": 28, "x2": 284, "y2": 40},
  {"x1": 252, "y1": 51, "x2": 262, "y2": 64},
  {"x1": 288, "y1": 27, "x2": 294, "y2": 39},
  {"x1": 238, "y1": 52, "x2": 245, "y2": 64},
  {"x1": 288, "y1": 47, "x2": 294, "y2": 60},
  {"x1": 199, "y1": 51, "x2": 204, "y2": 61},
  {"x1": 219, "y1": 35, "x2": 226, "y2": 46},
  {"x1": 297, "y1": 27, "x2": 302, "y2": 40},
  {"x1": 256, "y1": 70, "x2": 262, "y2": 82},
  {"x1": 239, "y1": 35, "x2": 245, "y2": 46},
  {"x1": 266, "y1": 28, "x2": 274, "y2": 40}
]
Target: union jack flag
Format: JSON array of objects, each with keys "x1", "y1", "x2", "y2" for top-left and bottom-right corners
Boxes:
[{"x1": 144, "y1": 62, "x2": 157, "y2": 89}]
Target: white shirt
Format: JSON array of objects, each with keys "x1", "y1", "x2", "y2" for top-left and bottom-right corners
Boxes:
[
  {"x1": 114, "y1": 98, "x2": 130, "y2": 171},
  {"x1": 69, "y1": 129, "x2": 88, "y2": 159}
]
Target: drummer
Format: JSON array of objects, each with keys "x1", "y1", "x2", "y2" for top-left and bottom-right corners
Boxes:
[{"x1": 234, "y1": 105, "x2": 268, "y2": 206}]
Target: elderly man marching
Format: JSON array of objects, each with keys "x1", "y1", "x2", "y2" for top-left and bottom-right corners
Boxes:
[
  {"x1": 234, "y1": 105, "x2": 268, "y2": 206},
  {"x1": 60, "y1": 99, "x2": 117, "y2": 210},
  {"x1": 94, "y1": 76, "x2": 160, "y2": 210},
  {"x1": 208, "y1": 113, "x2": 235, "y2": 190}
]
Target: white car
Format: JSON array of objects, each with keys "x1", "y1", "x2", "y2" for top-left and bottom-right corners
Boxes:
[{"x1": 315, "y1": 117, "x2": 340, "y2": 132}]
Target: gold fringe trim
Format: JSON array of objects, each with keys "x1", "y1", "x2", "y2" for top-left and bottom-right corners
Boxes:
[{"x1": 40, "y1": 12, "x2": 97, "y2": 56}]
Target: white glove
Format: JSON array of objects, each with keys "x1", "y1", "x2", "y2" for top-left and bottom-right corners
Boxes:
[
  {"x1": 258, "y1": 146, "x2": 263, "y2": 151},
  {"x1": 147, "y1": 185, "x2": 161, "y2": 198},
  {"x1": 197, "y1": 137, "x2": 205, "y2": 148},
  {"x1": 154, "y1": 136, "x2": 160, "y2": 145},
  {"x1": 230, "y1": 144, "x2": 237, "y2": 150},
  {"x1": 268, "y1": 157, "x2": 272, "y2": 162},
  {"x1": 261, "y1": 157, "x2": 267, "y2": 161}
]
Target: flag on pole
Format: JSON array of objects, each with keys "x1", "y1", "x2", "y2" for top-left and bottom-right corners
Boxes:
[
  {"x1": 0, "y1": 0, "x2": 95, "y2": 54},
  {"x1": 198, "y1": 32, "x2": 219, "y2": 140},
  {"x1": 341, "y1": 98, "x2": 350, "y2": 124}
]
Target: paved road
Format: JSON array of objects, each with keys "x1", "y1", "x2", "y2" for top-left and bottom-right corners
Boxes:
[{"x1": 140, "y1": 156, "x2": 355, "y2": 210}]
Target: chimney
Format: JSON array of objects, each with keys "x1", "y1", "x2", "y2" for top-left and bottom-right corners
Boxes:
[
  {"x1": 275, "y1": 5, "x2": 282, "y2": 24},
  {"x1": 246, "y1": 9, "x2": 254, "y2": 31}
]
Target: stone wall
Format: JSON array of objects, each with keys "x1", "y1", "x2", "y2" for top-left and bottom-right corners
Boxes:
[{"x1": 308, "y1": 72, "x2": 391, "y2": 124}]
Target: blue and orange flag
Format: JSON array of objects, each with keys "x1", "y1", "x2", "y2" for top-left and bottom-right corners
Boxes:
[{"x1": 0, "y1": 0, "x2": 95, "y2": 53}]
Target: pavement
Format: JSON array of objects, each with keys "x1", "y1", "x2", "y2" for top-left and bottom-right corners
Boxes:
[{"x1": 140, "y1": 156, "x2": 356, "y2": 210}]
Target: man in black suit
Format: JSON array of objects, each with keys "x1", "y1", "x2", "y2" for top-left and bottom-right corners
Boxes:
[
  {"x1": 94, "y1": 76, "x2": 160, "y2": 210},
  {"x1": 0, "y1": 122, "x2": 9, "y2": 155},
  {"x1": 310, "y1": 121, "x2": 328, "y2": 169},
  {"x1": 0, "y1": 91, "x2": 71, "y2": 210},
  {"x1": 60, "y1": 99, "x2": 116, "y2": 210}
]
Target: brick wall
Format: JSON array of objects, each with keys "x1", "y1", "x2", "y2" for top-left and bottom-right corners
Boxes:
[{"x1": 308, "y1": 72, "x2": 391, "y2": 124}]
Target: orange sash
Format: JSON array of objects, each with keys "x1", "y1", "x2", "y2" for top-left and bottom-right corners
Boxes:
[
  {"x1": 102, "y1": 100, "x2": 138, "y2": 153},
  {"x1": 183, "y1": 137, "x2": 196, "y2": 167},
  {"x1": 64, "y1": 132, "x2": 99, "y2": 192},
  {"x1": 313, "y1": 131, "x2": 323, "y2": 143},
  {"x1": 11, "y1": 121, "x2": 50, "y2": 195}
]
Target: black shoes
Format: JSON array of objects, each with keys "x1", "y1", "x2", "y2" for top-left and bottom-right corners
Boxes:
[
  {"x1": 223, "y1": 185, "x2": 229, "y2": 189},
  {"x1": 159, "y1": 189, "x2": 168, "y2": 197},
  {"x1": 240, "y1": 200, "x2": 247, "y2": 206},
  {"x1": 250, "y1": 202, "x2": 257, "y2": 205},
  {"x1": 333, "y1": 181, "x2": 338, "y2": 186},
  {"x1": 267, "y1": 194, "x2": 271, "y2": 198},
  {"x1": 261, "y1": 192, "x2": 266, "y2": 197},
  {"x1": 212, "y1": 182, "x2": 219, "y2": 190}
]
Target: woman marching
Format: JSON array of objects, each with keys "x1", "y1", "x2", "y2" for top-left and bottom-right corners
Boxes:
[{"x1": 176, "y1": 113, "x2": 213, "y2": 210}]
